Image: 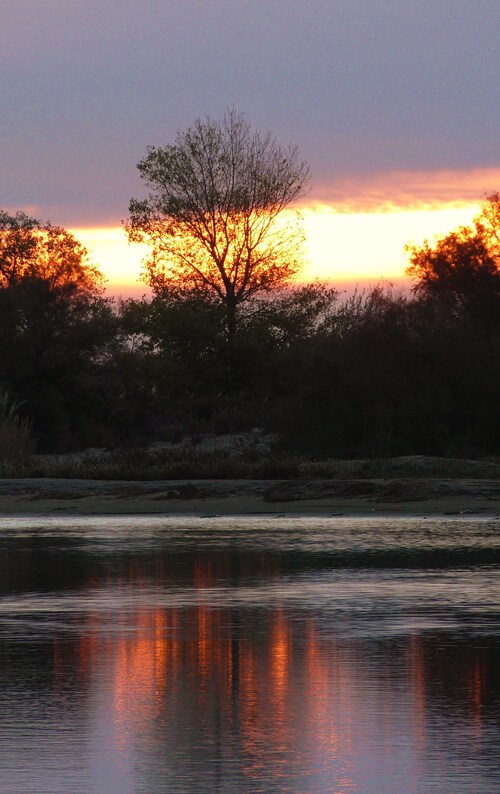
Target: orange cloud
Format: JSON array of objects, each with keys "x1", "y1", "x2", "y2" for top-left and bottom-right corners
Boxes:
[{"x1": 308, "y1": 167, "x2": 500, "y2": 212}]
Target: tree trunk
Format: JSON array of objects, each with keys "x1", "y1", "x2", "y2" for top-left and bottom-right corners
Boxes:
[
  {"x1": 225, "y1": 298, "x2": 237, "y2": 337},
  {"x1": 225, "y1": 298, "x2": 238, "y2": 394}
]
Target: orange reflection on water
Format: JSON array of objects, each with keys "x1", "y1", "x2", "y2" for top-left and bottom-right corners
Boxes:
[
  {"x1": 409, "y1": 633, "x2": 426, "y2": 754},
  {"x1": 470, "y1": 656, "x2": 484, "y2": 736},
  {"x1": 68, "y1": 558, "x2": 492, "y2": 790},
  {"x1": 238, "y1": 642, "x2": 262, "y2": 776},
  {"x1": 113, "y1": 607, "x2": 169, "y2": 750},
  {"x1": 304, "y1": 621, "x2": 355, "y2": 793},
  {"x1": 268, "y1": 609, "x2": 290, "y2": 733}
]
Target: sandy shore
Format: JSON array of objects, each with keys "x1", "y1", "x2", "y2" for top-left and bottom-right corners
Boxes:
[{"x1": 0, "y1": 477, "x2": 498, "y2": 517}]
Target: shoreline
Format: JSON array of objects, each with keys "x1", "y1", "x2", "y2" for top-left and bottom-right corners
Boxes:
[{"x1": 0, "y1": 477, "x2": 498, "y2": 518}]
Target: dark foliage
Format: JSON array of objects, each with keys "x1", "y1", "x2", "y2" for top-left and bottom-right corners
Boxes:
[
  {"x1": 0, "y1": 211, "x2": 118, "y2": 451},
  {"x1": 1, "y1": 201, "x2": 499, "y2": 459},
  {"x1": 276, "y1": 288, "x2": 500, "y2": 457}
]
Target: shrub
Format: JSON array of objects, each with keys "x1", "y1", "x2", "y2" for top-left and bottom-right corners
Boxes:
[{"x1": 0, "y1": 391, "x2": 35, "y2": 466}]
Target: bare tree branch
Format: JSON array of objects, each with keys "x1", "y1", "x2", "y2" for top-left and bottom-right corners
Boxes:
[{"x1": 126, "y1": 110, "x2": 309, "y2": 332}]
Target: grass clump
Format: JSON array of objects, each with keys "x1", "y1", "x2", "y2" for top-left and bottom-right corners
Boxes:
[
  {"x1": 19, "y1": 444, "x2": 303, "y2": 481},
  {"x1": 0, "y1": 392, "x2": 35, "y2": 473}
]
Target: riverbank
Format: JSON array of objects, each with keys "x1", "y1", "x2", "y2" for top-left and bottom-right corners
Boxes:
[{"x1": 0, "y1": 477, "x2": 499, "y2": 516}]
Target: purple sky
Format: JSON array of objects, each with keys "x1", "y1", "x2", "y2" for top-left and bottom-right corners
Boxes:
[{"x1": 2, "y1": 0, "x2": 499, "y2": 226}]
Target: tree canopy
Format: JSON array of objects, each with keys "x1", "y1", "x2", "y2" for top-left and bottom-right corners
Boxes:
[
  {"x1": 405, "y1": 193, "x2": 500, "y2": 324},
  {"x1": 0, "y1": 210, "x2": 116, "y2": 451},
  {"x1": 0, "y1": 210, "x2": 104, "y2": 298},
  {"x1": 126, "y1": 110, "x2": 310, "y2": 332}
]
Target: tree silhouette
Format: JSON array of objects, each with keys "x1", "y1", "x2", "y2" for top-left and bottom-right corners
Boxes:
[
  {"x1": 475, "y1": 191, "x2": 500, "y2": 258},
  {"x1": 0, "y1": 210, "x2": 103, "y2": 297},
  {"x1": 0, "y1": 210, "x2": 115, "y2": 450},
  {"x1": 406, "y1": 197, "x2": 500, "y2": 325},
  {"x1": 126, "y1": 110, "x2": 309, "y2": 334}
]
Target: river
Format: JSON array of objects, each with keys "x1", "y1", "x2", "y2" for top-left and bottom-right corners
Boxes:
[{"x1": 0, "y1": 515, "x2": 499, "y2": 793}]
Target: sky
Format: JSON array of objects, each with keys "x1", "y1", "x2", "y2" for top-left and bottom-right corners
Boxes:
[{"x1": 2, "y1": 0, "x2": 499, "y2": 294}]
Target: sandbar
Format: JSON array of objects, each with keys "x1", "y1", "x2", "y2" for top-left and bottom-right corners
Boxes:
[{"x1": 0, "y1": 477, "x2": 498, "y2": 517}]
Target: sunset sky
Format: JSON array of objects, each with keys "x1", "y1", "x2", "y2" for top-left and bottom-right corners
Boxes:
[{"x1": 2, "y1": 0, "x2": 499, "y2": 295}]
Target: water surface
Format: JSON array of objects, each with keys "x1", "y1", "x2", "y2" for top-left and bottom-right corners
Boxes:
[{"x1": 0, "y1": 516, "x2": 499, "y2": 793}]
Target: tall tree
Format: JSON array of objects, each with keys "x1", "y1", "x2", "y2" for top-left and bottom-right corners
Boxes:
[{"x1": 126, "y1": 110, "x2": 309, "y2": 334}]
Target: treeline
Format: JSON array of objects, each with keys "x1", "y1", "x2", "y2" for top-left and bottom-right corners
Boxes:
[{"x1": 1, "y1": 203, "x2": 499, "y2": 460}]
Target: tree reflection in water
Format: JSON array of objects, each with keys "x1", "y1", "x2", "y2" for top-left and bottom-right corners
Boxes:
[
  {"x1": 0, "y1": 520, "x2": 498, "y2": 793},
  {"x1": 62, "y1": 554, "x2": 498, "y2": 794}
]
